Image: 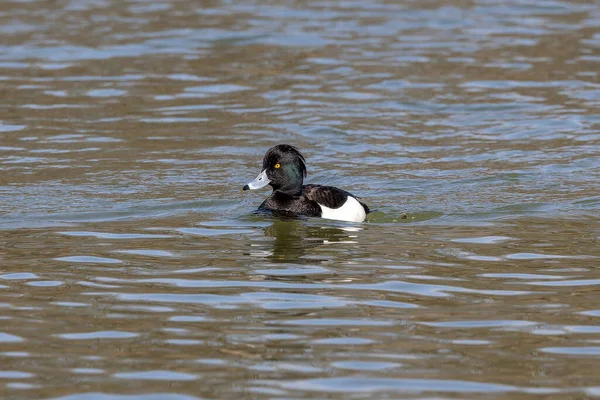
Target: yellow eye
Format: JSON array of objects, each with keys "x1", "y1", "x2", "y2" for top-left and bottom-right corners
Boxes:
[{"x1": 274, "y1": 163, "x2": 281, "y2": 169}]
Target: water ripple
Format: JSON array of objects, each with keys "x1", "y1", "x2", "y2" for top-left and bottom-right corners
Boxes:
[{"x1": 1, "y1": 0, "x2": 599, "y2": 397}]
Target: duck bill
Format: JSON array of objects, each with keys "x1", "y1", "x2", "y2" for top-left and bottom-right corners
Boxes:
[{"x1": 243, "y1": 169, "x2": 270, "y2": 190}]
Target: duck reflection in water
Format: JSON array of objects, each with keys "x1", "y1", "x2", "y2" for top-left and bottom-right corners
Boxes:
[{"x1": 252, "y1": 216, "x2": 362, "y2": 263}]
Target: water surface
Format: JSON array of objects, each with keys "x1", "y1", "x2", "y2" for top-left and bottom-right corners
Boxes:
[{"x1": 1, "y1": 0, "x2": 600, "y2": 398}]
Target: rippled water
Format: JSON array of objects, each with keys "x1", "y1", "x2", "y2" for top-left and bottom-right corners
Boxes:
[{"x1": 1, "y1": 0, "x2": 600, "y2": 398}]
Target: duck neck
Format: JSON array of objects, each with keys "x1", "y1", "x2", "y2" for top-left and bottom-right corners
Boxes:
[{"x1": 274, "y1": 182, "x2": 303, "y2": 196}]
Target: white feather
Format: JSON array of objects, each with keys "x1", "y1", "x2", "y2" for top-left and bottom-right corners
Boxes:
[{"x1": 318, "y1": 196, "x2": 367, "y2": 222}]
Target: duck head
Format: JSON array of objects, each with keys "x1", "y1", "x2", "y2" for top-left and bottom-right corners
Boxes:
[{"x1": 243, "y1": 144, "x2": 307, "y2": 195}]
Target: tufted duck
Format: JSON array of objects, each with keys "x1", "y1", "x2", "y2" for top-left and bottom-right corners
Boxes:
[{"x1": 243, "y1": 144, "x2": 369, "y2": 222}]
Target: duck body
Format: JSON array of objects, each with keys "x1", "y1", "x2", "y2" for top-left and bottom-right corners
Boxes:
[
  {"x1": 243, "y1": 145, "x2": 369, "y2": 222},
  {"x1": 258, "y1": 184, "x2": 368, "y2": 222}
]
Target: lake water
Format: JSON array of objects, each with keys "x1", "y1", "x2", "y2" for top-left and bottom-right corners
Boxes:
[{"x1": 1, "y1": 0, "x2": 600, "y2": 398}]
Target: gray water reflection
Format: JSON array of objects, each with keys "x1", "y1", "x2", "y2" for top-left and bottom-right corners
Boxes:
[{"x1": 1, "y1": 0, "x2": 600, "y2": 398}]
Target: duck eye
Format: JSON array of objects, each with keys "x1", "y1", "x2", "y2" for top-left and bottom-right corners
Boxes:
[{"x1": 274, "y1": 163, "x2": 281, "y2": 169}]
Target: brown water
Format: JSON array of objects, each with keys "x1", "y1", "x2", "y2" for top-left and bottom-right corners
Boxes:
[{"x1": 1, "y1": 0, "x2": 600, "y2": 399}]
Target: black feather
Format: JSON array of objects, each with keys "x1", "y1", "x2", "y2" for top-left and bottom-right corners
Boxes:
[{"x1": 305, "y1": 185, "x2": 369, "y2": 213}]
